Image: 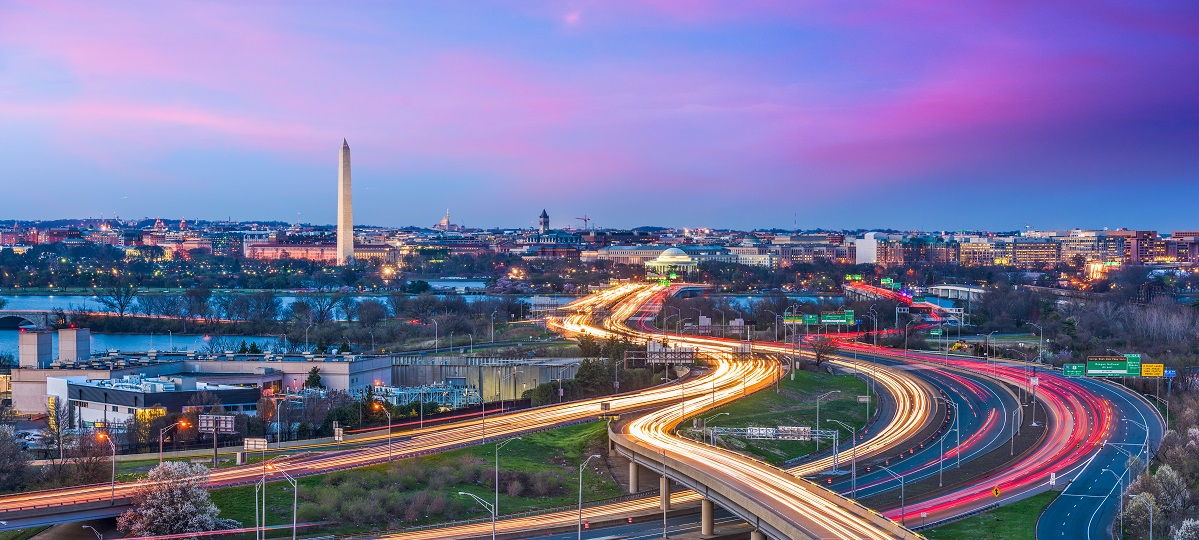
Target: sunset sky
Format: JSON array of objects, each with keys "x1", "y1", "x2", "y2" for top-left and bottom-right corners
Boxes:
[{"x1": 1, "y1": 1, "x2": 1196, "y2": 230}]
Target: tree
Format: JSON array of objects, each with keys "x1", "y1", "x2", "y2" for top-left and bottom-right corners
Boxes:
[
  {"x1": 809, "y1": 336, "x2": 841, "y2": 367},
  {"x1": 358, "y1": 299, "x2": 388, "y2": 327},
  {"x1": 1175, "y1": 519, "x2": 1199, "y2": 540},
  {"x1": 304, "y1": 366, "x2": 324, "y2": 389},
  {"x1": 117, "y1": 462, "x2": 238, "y2": 536},
  {"x1": 0, "y1": 425, "x2": 28, "y2": 491},
  {"x1": 97, "y1": 281, "x2": 138, "y2": 317}
]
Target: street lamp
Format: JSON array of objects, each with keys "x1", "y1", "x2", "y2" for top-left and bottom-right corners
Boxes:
[
  {"x1": 373, "y1": 403, "x2": 392, "y2": 461},
  {"x1": 878, "y1": 465, "x2": 905, "y2": 526},
  {"x1": 763, "y1": 309, "x2": 779, "y2": 341},
  {"x1": 82, "y1": 525, "x2": 102, "y2": 540},
  {"x1": 500, "y1": 370, "x2": 523, "y2": 411},
  {"x1": 814, "y1": 391, "x2": 841, "y2": 450},
  {"x1": 96, "y1": 432, "x2": 116, "y2": 502},
  {"x1": 1129, "y1": 494, "x2": 1153, "y2": 540},
  {"x1": 933, "y1": 396, "x2": 961, "y2": 469},
  {"x1": 270, "y1": 465, "x2": 299, "y2": 540},
  {"x1": 1027, "y1": 322, "x2": 1044, "y2": 362},
  {"x1": 1144, "y1": 394, "x2": 1169, "y2": 429},
  {"x1": 490, "y1": 310, "x2": 497, "y2": 343},
  {"x1": 1103, "y1": 468, "x2": 1126, "y2": 540},
  {"x1": 827, "y1": 419, "x2": 858, "y2": 498},
  {"x1": 159, "y1": 420, "x2": 190, "y2": 465},
  {"x1": 904, "y1": 320, "x2": 917, "y2": 357},
  {"x1": 578, "y1": 454, "x2": 601, "y2": 540},
  {"x1": 703, "y1": 412, "x2": 729, "y2": 445},
  {"x1": 495, "y1": 438, "x2": 521, "y2": 540},
  {"x1": 431, "y1": 319, "x2": 439, "y2": 354},
  {"x1": 458, "y1": 492, "x2": 496, "y2": 540}
]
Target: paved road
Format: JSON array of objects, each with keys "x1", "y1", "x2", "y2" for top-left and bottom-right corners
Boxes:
[
  {"x1": 534, "y1": 510, "x2": 743, "y2": 540},
  {"x1": 1036, "y1": 378, "x2": 1164, "y2": 540}
]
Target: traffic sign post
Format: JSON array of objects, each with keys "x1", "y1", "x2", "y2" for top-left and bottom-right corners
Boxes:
[
  {"x1": 1141, "y1": 364, "x2": 1164, "y2": 378},
  {"x1": 992, "y1": 486, "x2": 1002, "y2": 498}
]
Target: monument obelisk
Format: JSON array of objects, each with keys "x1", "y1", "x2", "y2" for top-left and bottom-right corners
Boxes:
[{"x1": 337, "y1": 138, "x2": 354, "y2": 266}]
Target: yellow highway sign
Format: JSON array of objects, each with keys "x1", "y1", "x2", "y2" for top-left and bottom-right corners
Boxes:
[
  {"x1": 992, "y1": 487, "x2": 1002, "y2": 498},
  {"x1": 1141, "y1": 364, "x2": 1165, "y2": 377}
]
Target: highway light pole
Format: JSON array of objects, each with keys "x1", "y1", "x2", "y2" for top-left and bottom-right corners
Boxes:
[
  {"x1": 496, "y1": 437, "x2": 521, "y2": 540},
  {"x1": 1145, "y1": 394, "x2": 1169, "y2": 429},
  {"x1": 82, "y1": 526, "x2": 101, "y2": 540},
  {"x1": 97, "y1": 432, "x2": 116, "y2": 503},
  {"x1": 373, "y1": 403, "x2": 391, "y2": 461},
  {"x1": 827, "y1": 419, "x2": 857, "y2": 497},
  {"x1": 1027, "y1": 322, "x2": 1043, "y2": 362},
  {"x1": 271, "y1": 465, "x2": 298, "y2": 540},
  {"x1": 904, "y1": 320, "x2": 916, "y2": 358},
  {"x1": 159, "y1": 420, "x2": 189, "y2": 465},
  {"x1": 763, "y1": 309, "x2": 779, "y2": 341},
  {"x1": 814, "y1": 391, "x2": 842, "y2": 451},
  {"x1": 878, "y1": 465, "x2": 905, "y2": 526},
  {"x1": 458, "y1": 492, "x2": 496, "y2": 540},
  {"x1": 934, "y1": 396, "x2": 960, "y2": 469},
  {"x1": 490, "y1": 310, "x2": 496, "y2": 343},
  {"x1": 1103, "y1": 468, "x2": 1126, "y2": 540},
  {"x1": 704, "y1": 412, "x2": 729, "y2": 445},
  {"x1": 578, "y1": 454, "x2": 600, "y2": 540},
  {"x1": 1130, "y1": 494, "x2": 1152, "y2": 540}
]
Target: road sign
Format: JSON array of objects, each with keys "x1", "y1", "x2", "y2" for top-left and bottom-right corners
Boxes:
[
  {"x1": 1141, "y1": 364, "x2": 1165, "y2": 377},
  {"x1": 992, "y1": 487, "x2": 1002, "y2": 498},
  {"x1": 857, "y1": 395, "x2": 870, "y2": 403},
  {"x1": 1030, "y1": 376, "x2": 1039, "y2": 386},
  {"x1": 1124, "y1": 354, "x2": 1141, "y2": 375},
  {"x1": 198, "y1": 414, "x2": 237, "y2": 434},
  {"x1": 1086, "y1": 356, "x2": 1138, "y2": 377},
  {"x1": 1063, "y1": 364, "x2": 1086, "y2": 377},
  {"x1": 929, "y1": 329, "x2": 942, "y2": 336},
  {"x1": 881, "y1": 278, "x2": 893, "y2": 285},
  {"x1": 776, "y1": 426, "x2": 812, "y2": 441},
  {"x1": 1164, "y1": 369, "x2": 1177, "y2": 378},
  {"x1": 244, "y1": 437, "x2": 268, "y2": 451}
]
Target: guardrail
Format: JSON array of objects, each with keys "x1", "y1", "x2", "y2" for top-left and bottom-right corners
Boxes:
[{"x1": 911, "y1": 501, "x2": 998, "y2": 531}]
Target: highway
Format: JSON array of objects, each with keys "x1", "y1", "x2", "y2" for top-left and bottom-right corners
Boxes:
[{"x1": 1036, "y1": 376, "x2": 1164, "y2": 540}]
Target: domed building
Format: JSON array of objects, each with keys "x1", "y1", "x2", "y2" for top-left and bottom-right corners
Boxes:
[{"x1": 645, "y1": 247, "x2": 698, "y2": 280}]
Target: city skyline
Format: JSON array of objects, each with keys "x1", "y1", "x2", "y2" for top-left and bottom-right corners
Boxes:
[{"x1": 1, "y1": 2, "x2": 1196, "y2": 230}]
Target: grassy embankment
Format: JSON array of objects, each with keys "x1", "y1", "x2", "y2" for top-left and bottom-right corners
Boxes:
[
  {"x1": 209, "y1": 421, "x2": 621, "y2": 538},
  {"x1": 703, "y1": 366, "x2": 873, "y2": 465}
]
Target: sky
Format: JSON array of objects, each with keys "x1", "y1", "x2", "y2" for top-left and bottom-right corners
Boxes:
[{"x1": 0, "y1": 1, "x2": 1196, "y2": 231}]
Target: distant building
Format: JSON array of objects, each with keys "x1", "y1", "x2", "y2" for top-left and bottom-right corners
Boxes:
[
  {"x1": 431, "y1": 210, "x2": 463, "y2": 232},
  {"x1": 538, "y1": 209, "x2": 550, "y2": 234},
  {"x1": 47, "y1": 375, "x2": 261, "y2": 430}
]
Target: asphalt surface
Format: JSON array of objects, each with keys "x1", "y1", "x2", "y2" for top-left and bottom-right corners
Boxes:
[
  {"x1": 1036, "y1": 377, "x2": 1164, "y2": 540},
  {"x1": 532, "y1": 509, "x2": 743, "y2": 540}
]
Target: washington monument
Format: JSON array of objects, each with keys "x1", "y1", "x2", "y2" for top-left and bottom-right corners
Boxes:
[{"x1": 337, "y1": 138, "x2": 354, "y2": 265}]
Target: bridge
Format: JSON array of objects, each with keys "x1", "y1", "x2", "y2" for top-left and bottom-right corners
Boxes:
[{"x1": 0, "y1": 310, "x2": 55, "y2": 329}]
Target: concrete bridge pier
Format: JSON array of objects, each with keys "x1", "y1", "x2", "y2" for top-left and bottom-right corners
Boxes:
[
  {"x1": 628, "y1": 461, "x2": 639, "y2": 493},
  {"x1": 701, "y1": 498, "x2": 714, "y2": 535},
  {"x1": 750, "y1": 531, "x2": 766, "y2": 540}
]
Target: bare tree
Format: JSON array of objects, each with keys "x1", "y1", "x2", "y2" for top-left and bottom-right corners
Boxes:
[
  {"x1": 97, "y1": 282, "x2": 138, "y2": 317},
  {"x1": 809, "y1": 336, "x2": 841, "y2": 367}
]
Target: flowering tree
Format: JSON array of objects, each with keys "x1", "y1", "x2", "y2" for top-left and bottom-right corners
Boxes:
[{"x1": 117, "y1": 462, "x2": 238, "y2": 536}]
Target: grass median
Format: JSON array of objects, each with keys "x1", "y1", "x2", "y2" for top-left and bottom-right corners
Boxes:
[
  {"x1": 923, "y1": 491, "x2": 1058, "y2": 540},
  {"x1": 700, "y1": 366, "x2": 873, "y2": 465}
]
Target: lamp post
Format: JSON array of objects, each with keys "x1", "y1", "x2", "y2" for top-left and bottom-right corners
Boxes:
[
  {"x1": 458, "y1": 492, "x2": 497, "y2": 540},
  {"x1": 814, "y1": 391, "x2": 842, "y2": 450},
  {"x1": 763, "y1": 309, "x2": 779, "y2": 341},
  {"x1": 1145, "y1": 394, "x2": 1169, "y2": 429},
  {"x1": 862, "y1": 311, "x2": 879, "y2": 348},
  {"x1": 159, "y1": 420, "x2": 190, "y2": 465},
  {"x1": 431, "y1": 319, "x2": 439, "y2": 354},
  {"x1": 704, "y1": 412, "x2": 729, "y2": 445},
  {"x1": 501, "y1": 370, "x2": 523, "y2": 411},
  {"x1": 271, "y1": 465, "x2": 299, "y2": 540},
  {"x1": 496, "y1": 438, "x2": 521, "y2": 540},
  {"x1": 97, "y1": 432, "x2": 116, "y2": 502},
  {"x1": 904, "y1": 320, "x2": 917, "y2": 358},
  {"x1": 578, "y1": 454, "x2": 601, "y2": 540},
  {"x1": 490, "y1": 310, "x2": 497, "y2": 343},
  {"x1": 82, "y1": 526, "x2": 102, "y2": 540},
  {"x1": 1129, "y1": 494, "x2": 1152, "y2": 540},
  {"x1": 1027, "y1": 322, "x2": 1044, "y2": 362},
  {"x1": 934, "y1": 396, "x2": 961, "y2": 471},
  {"x1": 1103, "y1": 468, "x2": 1126, "y2": 540},
  {"x1": 373, "y1": 403, "x2": 391, "y2": 461},
  {"x1": 878, "y1": 465, "x2": 905, "y2": 526},
  {"x1": 827, "y1": 419, "x2": 858, "y2": 497},
  {"x1": 714, "y1": 308, "x2": 726, "y2": 337}
]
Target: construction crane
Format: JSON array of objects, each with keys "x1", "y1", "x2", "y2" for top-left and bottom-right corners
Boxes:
[{"x1": 576, "y1": 215, "x2": 591, "y2": 231}]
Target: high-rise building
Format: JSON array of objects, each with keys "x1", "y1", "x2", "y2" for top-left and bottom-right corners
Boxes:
[{"x1": 337, "y1": 139, "x2": 354, "y2": 265}]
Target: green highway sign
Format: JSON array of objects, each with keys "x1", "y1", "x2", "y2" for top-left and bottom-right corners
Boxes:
[
  {"x1": 1063, "y1": 364, "x2": 1086, "y2": 377},
  {"x1": 783, "y1": 314, "x2": 821, "y2": 325},
  {"x1": 803, "y1": 314, "x2": 818, "y2": 325},
  {"x1": 1085, "y1": 355, "x2": 1141, "y2": 376},
  {"x1": 929, "y1": 329, "x2": 942, "y2": 336},
  {"x1": 845, "y1": 274, "x2": 863, "y2": 281},
  {"x1": 819, "y1": 310, "x2": 855, "y2": 325},
  {"x1": 881, "y1": 278, "x2": 894, "y2": 285}
]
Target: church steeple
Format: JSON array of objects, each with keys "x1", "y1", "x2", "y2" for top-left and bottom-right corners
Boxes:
[{"x1": 538, "y1": 209, "x2": 550, "y2": 234}]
